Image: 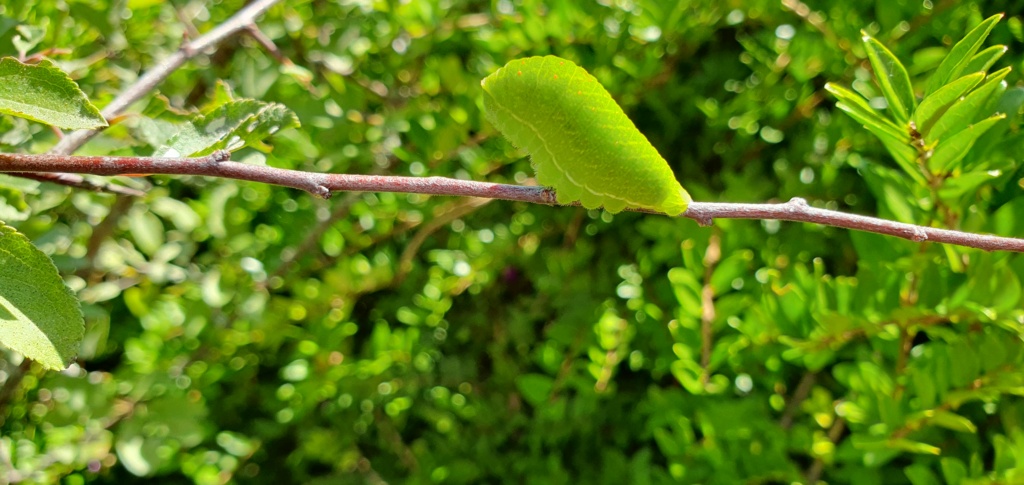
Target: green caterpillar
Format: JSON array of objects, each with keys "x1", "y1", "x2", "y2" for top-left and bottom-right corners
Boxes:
[{"x1": 481, "y1": 56, "x2": 691, "y2": 215}]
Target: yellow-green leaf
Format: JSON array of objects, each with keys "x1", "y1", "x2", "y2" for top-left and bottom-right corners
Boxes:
[
  {"x1": 913, "y1": 72, "x2": 985, "y2": 136},
  {"x1": 927, "y1": 67, "x2": 1009, "y2": 142},
  {"x1": 154, "y1": 99, "x2": 300, "y2": 157},
  {"x1": 962, "y1": 44, "x2": 1008, "y2": 75},
  {"x1": 862, "y1": 33, "x2": 916, "y2": 123},
  {"x1": 928, "y1": 114, "x2": 1005, "y2": 172},
  {"x1": 925, "y1": 14, "x2": 1003, "y2": 96}
]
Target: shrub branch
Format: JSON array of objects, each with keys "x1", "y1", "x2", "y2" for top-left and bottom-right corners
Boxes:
[{"x1": 2, "y1": 151, "x2": 1022, "y2": 252}]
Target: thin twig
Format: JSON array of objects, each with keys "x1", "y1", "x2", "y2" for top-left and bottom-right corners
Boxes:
[
  {"x1": 2, "y1": 151, "x2": 1024, "y2": 252},
  {"x1": 7, "y1": 172, "x2": 146, "y2": 196},
  {"x1": 7, "y1": 0, "x2": 283, "y2": 195},
  {"x1": 49, "y1": 0, "x2": 283, "y2": 156},
  {"x1": 699, "y1": 231, "x2": 720, "y2": 386},
  {"x1": 780, "y1": 372, "x2": 817, "y2": 430},
  {"x1": 805, "y1": 415, "x2": 846, "y2": 483}
]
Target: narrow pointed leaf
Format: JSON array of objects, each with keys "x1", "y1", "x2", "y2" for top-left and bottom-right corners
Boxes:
[
  {"x1": 0, "y1": 57, "x2": 107, "y2": 129},
  {"x1": 889, "y1": 438, "x2": 942, "y2": 455},
  {"x1": 925, "y1": 14, "x2": 1003, "y2": 96},
  {"x1": 968, "y1": 86, "x2": 1024, "y2": 168},
  {"x1": 962, "y1": 44, "x2": 1007, "y2": 75},
  {"x1": 826, "y1": 82, "x2": 906, "y2": 141},
  {"x1": 928, "y1": 410, "x2": 978, "y2": 433},
  {"x1": 928, "y1": 114, "x2": 1004, "y2": 172},
  {"x1": 863, "y1": 123, "x2": 927, "y2": 186},
  {"x1": 913, "y1": 72, "x2": 985, "y2": 136},
  {"x1": 0, "y1": 221, "x2": 83, "y2": 370},
  {"x1": 862, "y1": 33, "x2": 916, "y2": 123},
  {"x1": 927, "y1": 67, "x2": 1009, "y2": 142}
]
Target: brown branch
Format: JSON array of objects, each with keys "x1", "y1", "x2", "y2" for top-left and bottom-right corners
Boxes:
[
  {"x1": 8, "y1": 0, "x2": 283, "y2": 195},
  {"x1": 805, "y1": 416, "x2": 846, "y2": 483},
  {"x1": 780, "y1": 372, "x2": 817, "y2": 430},
  {"x1": 7, "y1": 172, "x2": 146, "y2": 197},
  {"x1": 2, "y1": 151, "x2": 1024, "y2": 252}
]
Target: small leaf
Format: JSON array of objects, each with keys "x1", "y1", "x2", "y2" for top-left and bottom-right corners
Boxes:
[
  {"x1": 928, "y1": 410, "x2": 978, "y2": 433},
  {"x1": 0, "y1": 221, "x2": 83, "y2": 370},
  {"x1": 888, "y1": 438, "x2": 941, "y2": 455},
  {"x1": 928, "y1": 114, "x2": 1005, "y2": 172},
  {"x1": 905, "y1": 464, "x2": 941, "y2": 485},
  {"x1": 962, "y1": 44, "x2": 1008, "y2": 74},
  {"x1": 913, "y1": 72, "x2": 985, "y2": 135},
  {"x1": 154, "y1": 99, "x2": 299, "y2": 157},
  {"x1": 826, "y1": 83, "x2": 906, "y2": 140},
  {"x1": 515, "y1": 373, "x2": 554, "y2": 406},
  {"x1": 938, "y1": 169, "x2": 1002, "y2": 200},
  {"x1": 12, "y1": 25, "x2": 46, "y2": 58},
  {"x1": 862, "y1": 33, "x2": 916, "y2": 123},
  {"x1": 0, "y1": 57, "x2": 107, "y2": 129},
  {"x1": 926, "y1": 14, "x2": 1003, "y2": 96},
  {"x1": 940, "y1": 458, "x2": 968, "y2": 485},
  {"x1": 927, "y1": 67, "x2": 1009, "y2": 142}
]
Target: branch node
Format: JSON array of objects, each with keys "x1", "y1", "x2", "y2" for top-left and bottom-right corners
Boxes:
[
  {"x1": 908, "y1": 227, "x2": 928, "y2": 242},
  {"x1": 211, "y1": 150, "x2": 232, "y2": 163},
  {"x1": 788, "y1": 197, "x2": 809, "y2": 208},
  {"x1": 311, "y1": 185, "x2": 332, "y2": 199}
]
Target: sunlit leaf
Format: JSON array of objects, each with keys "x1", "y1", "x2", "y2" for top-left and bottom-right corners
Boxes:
[
  {"x1": 928, "y1": 114, "x2": 1005, "y2": 172},
  {"x1": 926, "y1": 67, "x2": 1009, "y2": 142},
  {"x1": 862, "y1": 33, "x2": 916, "y2": 123},
  {"x1": 962, "y1": 44, "x2": 1008, "y2": 74},
  {"x1": 888, "y1": 438, "x2": 941, "y2": 455},
  {"x1": 927, "y1": 410, "x2": 978, "y2": 433},
  {"x1": 826, "y1": 82, "x2": 906, "y2": 141},
  {"x1": 925, "y1": 14, "x2": 1003, "y2": 96},
  {"x1": 0, "y1": 57, "x2": 106, "y2": 129},
  {"x1": 913, "y1": 72, "x2": 984, "y2": 135},
  {"x1": 154, "y1": 99, "x2": 300, "y2": 157},
  {"x1": 0, "y1": 221, "x2": 83, "y2": 370}
]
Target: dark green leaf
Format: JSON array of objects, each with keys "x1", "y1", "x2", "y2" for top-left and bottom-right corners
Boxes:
[
  {"x1": 940, "y1": 458, "x2": 968, "y2": 485},
  {"x1": 515, "y1": 373, "x2": 554, "y2": 406},
  {"x1": 905, "y1": 464, "x2": 941, "y2": 485}
]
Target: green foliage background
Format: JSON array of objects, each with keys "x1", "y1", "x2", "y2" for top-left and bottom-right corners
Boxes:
[{"x1": 2, "y1": 0, "x2": 1024, "y2": 483}]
